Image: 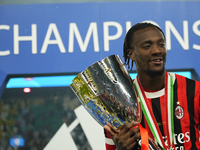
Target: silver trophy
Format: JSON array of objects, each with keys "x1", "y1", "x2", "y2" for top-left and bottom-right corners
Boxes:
[
  {"x1": 70, "y1": 55, "x2": 141, "y2": 129},
  {"x1": 70, "y1": 55, "x2": 161, "y2": 150}
]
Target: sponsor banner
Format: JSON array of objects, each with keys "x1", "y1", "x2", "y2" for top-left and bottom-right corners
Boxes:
[{"x1": 0, "y1": 1, "x2": 200, "y2": 95}]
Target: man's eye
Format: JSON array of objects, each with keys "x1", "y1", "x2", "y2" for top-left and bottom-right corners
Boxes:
[
  {"x1": 159, "y1": 44, "x2": 165, "y2": 47},
  {"x1": 143, "y1": 45, "x2": 151, "y2": 49}
]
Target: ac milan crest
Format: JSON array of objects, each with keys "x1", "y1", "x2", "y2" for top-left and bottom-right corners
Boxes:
[{"x1": 175, "y1": 105, "x2": 184, "y2": 119}]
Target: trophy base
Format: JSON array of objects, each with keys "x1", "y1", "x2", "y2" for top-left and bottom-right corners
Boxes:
[{"x1": 137, "y1": 137, "x2": 161, "y2": 150}]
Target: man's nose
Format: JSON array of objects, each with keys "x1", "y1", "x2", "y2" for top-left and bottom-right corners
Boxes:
[{"x1": 152, "y1": 45, "x2": 161, "y2": 54}]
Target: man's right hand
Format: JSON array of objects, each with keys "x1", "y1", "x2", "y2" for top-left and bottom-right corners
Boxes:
[{"x1": 104, "y1": 121, "x2": 141, "y2": 150}]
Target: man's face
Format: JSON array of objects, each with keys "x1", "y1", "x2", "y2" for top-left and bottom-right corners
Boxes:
[{"x1": 129, "y1": 27, "x2": 167, "y2": 77}]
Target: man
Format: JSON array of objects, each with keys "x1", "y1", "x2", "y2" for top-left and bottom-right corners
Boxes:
[{"x1": 104, "y1": 22, "x2": 200, "y2": 150}]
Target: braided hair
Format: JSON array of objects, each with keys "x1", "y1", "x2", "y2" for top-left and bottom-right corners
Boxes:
[{"x1": 123, "y1": 22, "x2": 165, "y2": 70}]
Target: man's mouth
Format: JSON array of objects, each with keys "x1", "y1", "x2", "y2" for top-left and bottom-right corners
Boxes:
[{"x1": 151, "y1": 58, "x2": 163, "y2": 64}]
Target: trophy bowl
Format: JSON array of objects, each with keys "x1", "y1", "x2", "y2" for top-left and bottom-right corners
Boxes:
[{"x1": 70, "y1": 55, "x2": 141, "y2": 129}]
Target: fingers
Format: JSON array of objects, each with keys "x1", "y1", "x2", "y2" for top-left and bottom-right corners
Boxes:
[
  {"x1": 126, "y1": 132, "x2": 141, "y2": 149},
  {"x1": 104, "y1": 124, "x2": 119, "y2": 138},
  {"x1": 118, "y1": 121, "x2": 140, "y2": 137},
  {"x1": 118, "y1": 121, "x2": 139, "y2": 130},
  {"x1": 115, "y1": 131, "x2": 141, "y2": 150},
  {"x1": 104, "y1": 121, "x2": 140, "y2": 138},
  {"x1": 104, "y1": 121, "x2": 141, "y2": 150},
  {"x1": 115, "y1": 122, "x2": 141, "y2": 150}
]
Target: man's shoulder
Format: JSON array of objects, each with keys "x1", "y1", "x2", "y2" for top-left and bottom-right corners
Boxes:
[{"x1": 172, "y1": 72, "x2": 200, "y2": 87}]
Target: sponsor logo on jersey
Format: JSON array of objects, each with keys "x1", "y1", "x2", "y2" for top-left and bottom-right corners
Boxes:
[{"x1": 161, "y1": 132, "x2": 190, "y2": 150}]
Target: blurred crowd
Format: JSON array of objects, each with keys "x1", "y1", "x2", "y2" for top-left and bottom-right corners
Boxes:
[{"x1": 0, "y1": 87, "x2": 91, "y2": 150}]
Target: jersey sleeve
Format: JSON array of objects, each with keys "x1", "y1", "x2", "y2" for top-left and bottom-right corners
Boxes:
[
  {"x1": 194, "y1": 80, "x2": 200, "y2": 148},
  {"x1": 194, "y1": 80, "x2": 200, "y2": 123},
  {"x1": 104, "y1": 128, "x2": 116, "y2": 150}
]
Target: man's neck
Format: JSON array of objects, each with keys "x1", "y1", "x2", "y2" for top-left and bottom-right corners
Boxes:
[{"x1": 137, "y1": 71, "x2": 165, "y2": 91}]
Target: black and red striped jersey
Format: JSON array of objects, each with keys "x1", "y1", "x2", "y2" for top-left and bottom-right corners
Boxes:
[{"x1": 104, "y1": 73, "x2": 200, "y2": 150}]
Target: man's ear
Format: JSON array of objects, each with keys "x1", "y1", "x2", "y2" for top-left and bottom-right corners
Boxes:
[{"x1": 128, "y1": 49, "x2": 135, "y2": 61}]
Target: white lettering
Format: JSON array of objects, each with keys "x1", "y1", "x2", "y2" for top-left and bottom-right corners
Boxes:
[
  {"x1": 68, "y1": 22, "x2": 99, "y2": 53},
  {"x1": 165, "y1": 21, "x2": 189, "y2": 50},
  {"x1": 103, "y1": 21, "x2": 122, "y2": 51},
  {"x1": 41, "y1": 23, "x2": 66, "y2": 54},
  {"x1": 177, "y1": 133, "x2": 185, "y2": 144},
  {"x1": 193, "y1": 20, "x2": 200, "y2": 50},
  {"x1": 14, "y1": 24, "x2": 37, "y2": 54},
  {"x1": 171, "y1": 132, "x2": 191, "y2": 150},
  {"x1": 0, "y1": 25, "x2": 10, "y2": 56},
  {"x1": 170, "y1": 147, "x2": 175, "y2": 150},
  {"x1": 2, "y1": 20, "x2": 200, "y2": 57},
  {"x1": 185, "y1": 132, "x2": 190, "y2": 142},
  {"x1": 164, "y1": 136, "x2": 168, "y2": 146},
  {"x1": 174, "y1": 133, "x2": 178, "y2": 145},
  {"x1": 126, "y1": 21, "x2": 131, "y2": 32}
]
